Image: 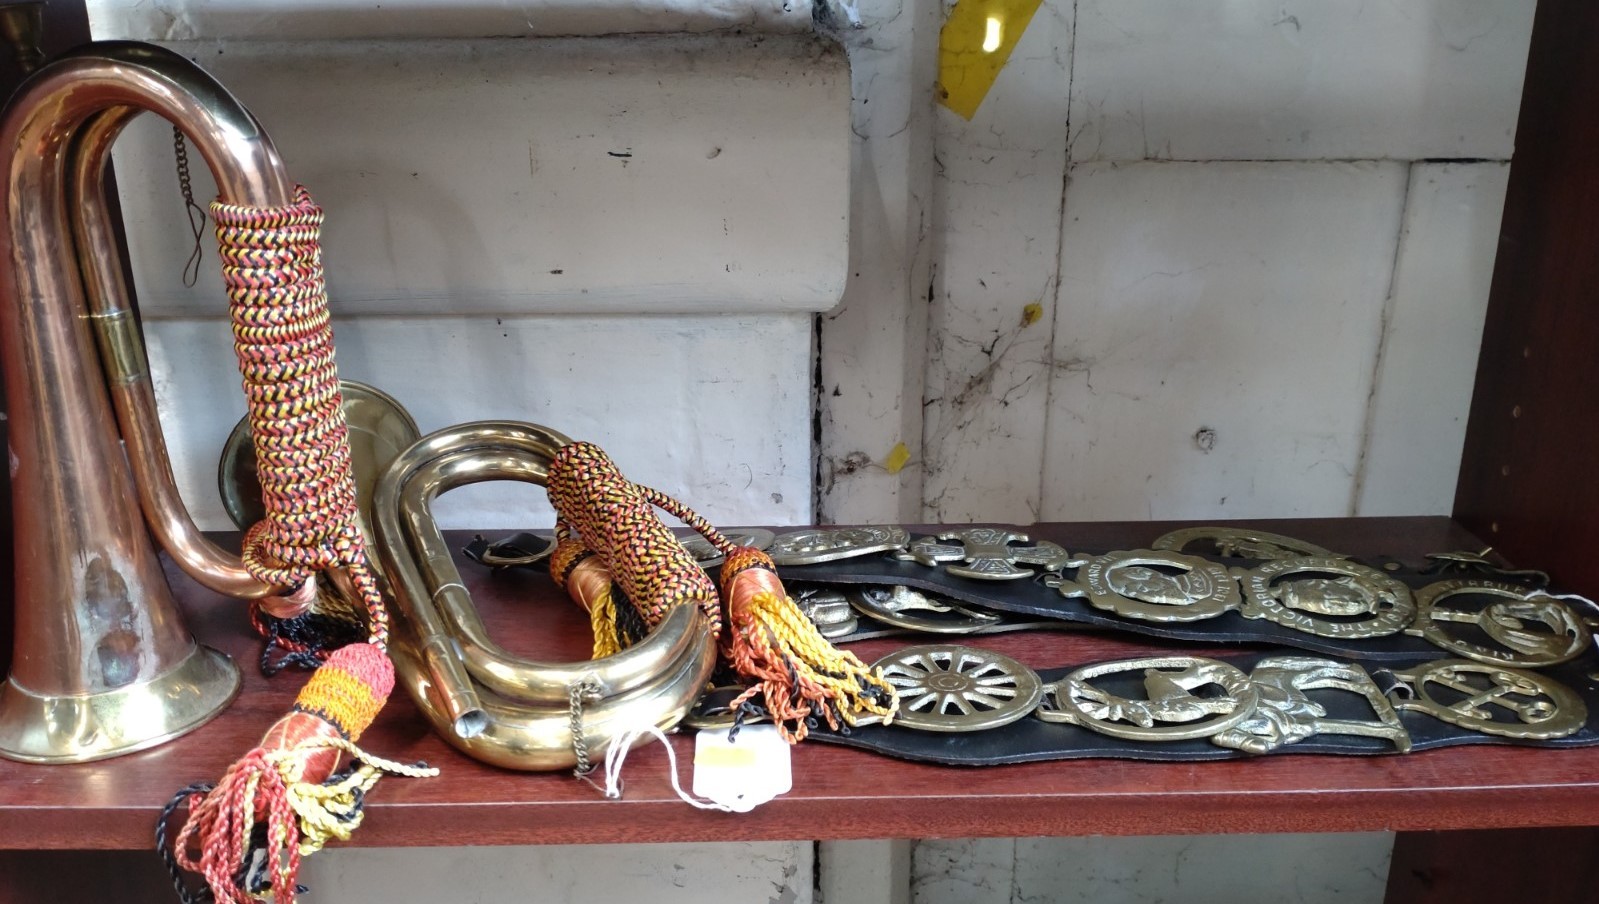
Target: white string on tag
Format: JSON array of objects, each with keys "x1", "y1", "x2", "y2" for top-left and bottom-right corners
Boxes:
[
  {"x1": 599, "y1": 725, "x2": 737, "y2": 812},
  {"x1": 1530, "y1": 589, "x2": 1599, "y2": 613}
]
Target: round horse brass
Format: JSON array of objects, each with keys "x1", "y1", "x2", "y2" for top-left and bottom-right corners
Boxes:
[{"x1": 871, "y1": 645, "x2": 1042, "y2": 733}]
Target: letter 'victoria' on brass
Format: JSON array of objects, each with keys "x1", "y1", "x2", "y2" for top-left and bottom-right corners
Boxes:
[
  {"x1": 907, "y1": 528, "x2": 1071, "y2": 581},
  {"x1": 872, "y1": 645, "x2": 1043, "y2": 732},
  {"x1": 768, "y1": 526, "x2": 910, "y2": 565},
  {"x1": 1151, "y1": 526, "x2": 1340, "y2": 560},
  {"x1": 1234, "y1": 557, "x2": 1415, "y2": 639},
  {"x1": 1044, "y1": 549, "x2": 1241, "y2": 623},
  {"x1": 1037, "y1": 657, "x2": 1260, "y2": 742},
  {"x1": 1386, "y1": 660, "x2": 1587, "y2": 740},
  {"x1": 1408, "y1": 579, "x2": 1591, "y2": 668}
]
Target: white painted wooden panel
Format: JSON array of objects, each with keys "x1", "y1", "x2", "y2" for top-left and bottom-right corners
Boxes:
[
  {"x1": 814, "y1": 0, "x2": 940, "y2": 525},
  {"x1": 920, "y1": 0, "x2": 1071, "y2": 523},
  {"x1": 910, "y1": 837, "x2": 1018, "y2": 904},
  {"x1": 819, "y1": 840, "x2": 910, "y2": 904},
  {"x1": 1068, "y1": 0, "x2": 1535, "y2": 162},
  {"x1": 912, "y1": 833, "x2": 1392, "y2": 904},
  {"x1": 300, "y1": 841, "x2": 813, "y2": 903},
  {"x1": 89, "y1": 0, "x2": 814, "y2": 40},
  {"x1": 145, "y1": 313, "x2": 813, "y2": 531},
  {"x1": 1042, "y1": 160, "x2": 1406, "y2": 521},
  {"x1": 1356, "y1": 162, "x2": 1511, "y2": 516},
  {"x1": 112, "y1": 36, "x2": 849, "y2": 317}
]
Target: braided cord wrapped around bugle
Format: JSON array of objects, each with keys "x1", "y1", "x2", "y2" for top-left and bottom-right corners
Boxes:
[
  {"x1": 546, "y1": 441, "x2": 898, "y2": 742},
  {"x1": 163, "y1": 188, "x2": 431, "y2": 904}
]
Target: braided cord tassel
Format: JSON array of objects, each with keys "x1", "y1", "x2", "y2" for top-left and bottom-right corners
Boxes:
[
  {"x1": 545, "y1": 441, "x2": 899, "y2": 742},
  {"x1": 718, "y1": 548, "x2": 898, "y2": 740},
  {"x1": 167, "y1": 645, "x2": 435, "y2": 904},
  {"x1": 546, "y1": 442, "x2": 722, "y2": 629},
  {"x1": 164, "y1": 189, "x2": 431, "y2": 902}
]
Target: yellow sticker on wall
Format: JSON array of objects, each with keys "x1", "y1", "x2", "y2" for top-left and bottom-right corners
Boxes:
[
  {"x1": 938, "y1": 0, "x2": 1046, "y2": 120},
  {"x1": 884, "y1": 442, "x2": 912, "y2": 475}
]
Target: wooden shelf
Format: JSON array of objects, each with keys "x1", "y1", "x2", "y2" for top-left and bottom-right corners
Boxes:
[{"x1": 5, "y1": 516, "x2": 1596, "y2": 851}]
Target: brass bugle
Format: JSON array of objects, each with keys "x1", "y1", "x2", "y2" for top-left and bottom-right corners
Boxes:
[
  {"x1": 373, "y1": 421, "x2": 718, "y2": 770},
  {"x1": 0, "y1": 42, "x2": 318, "y2": 762}
]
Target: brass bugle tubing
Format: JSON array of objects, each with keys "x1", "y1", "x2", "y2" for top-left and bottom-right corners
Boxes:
[
  {"x1": 374, "y1": 421, "x2": 718, "y2": 764},
  {"x1": 396, "y1": 445, "x2": 710, "y2": 704},
  {"x1": 68, "y1": 101, "x2": 279, "y2": 599},
  {"x1": 388, "y1": 602, "x2": 717, "y2": 772}
]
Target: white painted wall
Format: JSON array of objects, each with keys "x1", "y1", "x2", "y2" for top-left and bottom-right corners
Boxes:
[
  {"x1": 85, "y1": 0, "x2": 1534, "y2": 901},
  {"x1": 925, "y1": 0, "x2": 1534, "y2": 527},
  {"x1": 110, "y1": 32, "x2": 849, "y2": 532},
  {"x1": 906, "y1": 2, "x2": 1532, "y2": 902}
]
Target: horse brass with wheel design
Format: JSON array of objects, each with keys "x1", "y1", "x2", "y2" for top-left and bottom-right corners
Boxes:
[{"x1": 871, "y1": 645, "x2": 1042, "y2": 732}]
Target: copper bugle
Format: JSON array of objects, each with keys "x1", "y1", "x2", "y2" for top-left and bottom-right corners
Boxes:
[{"x1": 0, "y1": 42, "x2": 309, "y2": 762}]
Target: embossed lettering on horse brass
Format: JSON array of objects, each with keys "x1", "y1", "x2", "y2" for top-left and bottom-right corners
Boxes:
[
  {"x1": 1049, "y1": 549, "x2": 1240, "y2": 623},
  {"x1": 1410, "y1": 579, "x2": 1591, "y2": 668},
  {"x1": 1234, "y1": 557, "x2": 1415, "y2": 639}
]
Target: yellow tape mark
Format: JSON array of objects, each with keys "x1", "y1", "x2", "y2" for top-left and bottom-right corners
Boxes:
[
  {"x1": 884, "y1": 442, "x2": 912, "y2": 475},
  {"x1": 696, "y1": 745, "x2": 758, "y2": 768},
  {"x1": 938, "y1": 0, "x2": 1046, "y2": 120}
]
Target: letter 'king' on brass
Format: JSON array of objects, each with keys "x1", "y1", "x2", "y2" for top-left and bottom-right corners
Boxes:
[
  {"x1": 0, "y1": 43, "x2": 321, "y2": 762},
  {"x1": 1410, "y1": 579, "x2": 1591, "y2": 668},
  {"x1": 872, "y1": 645, "x2": 1042, "y2": 733}
]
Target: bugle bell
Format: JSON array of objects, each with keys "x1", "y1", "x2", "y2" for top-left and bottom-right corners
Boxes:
[{"x1": 0, "y1": 42, "x2": 339, "y2": 762}]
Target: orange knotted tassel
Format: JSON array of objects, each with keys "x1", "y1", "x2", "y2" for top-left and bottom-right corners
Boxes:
[
  {"x1": 166, "y1": 643, "x2": 436, "y2": 903},
  {"x1": 719, "y1": 547, "x2": 897, "y2": 740},
  {"x1": 544, "y1": 440, "x2": 898, "y2": 743}
]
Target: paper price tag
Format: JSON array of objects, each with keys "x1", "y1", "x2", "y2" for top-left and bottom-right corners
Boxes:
[{"x1": 692, "y1": 724, "x2": 792, "y2": 812}]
